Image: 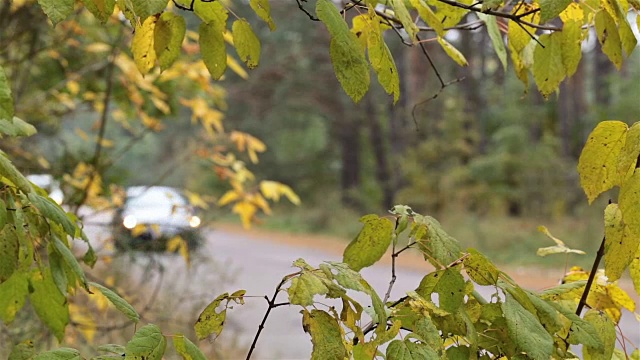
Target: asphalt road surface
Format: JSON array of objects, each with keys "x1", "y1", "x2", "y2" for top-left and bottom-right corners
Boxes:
[{"x1": 82, "y1": 216, "x2": 640, "y2": 360}]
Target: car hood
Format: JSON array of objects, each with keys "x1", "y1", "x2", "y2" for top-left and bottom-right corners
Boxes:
[{"x1": 122, "y1": 206, "x2": 192, "y2": 227}]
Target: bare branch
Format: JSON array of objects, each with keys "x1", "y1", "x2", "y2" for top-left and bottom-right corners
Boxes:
[{"x1": 296, "y1": 0, "x2": 319, "y2": 21}]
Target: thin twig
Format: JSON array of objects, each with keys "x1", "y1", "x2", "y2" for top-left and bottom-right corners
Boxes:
[
  {"x1": 296, "y1": 0, "x2": 319, "y2": 21},
  {"x1": 246, "y1": 274, "x2": 296, "y2": 360}
]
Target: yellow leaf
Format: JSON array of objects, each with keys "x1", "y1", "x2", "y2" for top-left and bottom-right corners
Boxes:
[
  {"x1": 132, "y1": 16, "x2": 158, "y2": 75},
  {"x1": 595, "y1": 10, "x2": 623, "y2": 69},
  {"x1": 559, "y1": 3, "x2": 584, "y2": 22},
  {"x1": 410, "y1": 0, "x2": 444, "y2": 36},
  {"x1": 536, "y1": 225, "x2": 585, "y2": 256},
  {"x1": 606, "y1": 283, "x2": 635, "y2": 312},
  {"x1": 603, "y1": 203, "x2": 638, "y2": 281},
  {"x1": 218, "y1": 190, "x2": 240, "y2": 206},
  {"x1": 85, "y1": 42, "x2": 111, "y2": 53},
  {"x1": 232, "y1": 200, "x2": 257, "y2": 228},
  {"x1": 131, "y1": 224, "x2": 147, "y2": 237},
  {"x1": 184, "y1": 190, "x2": 210, "y2": 209},
  {"x1": 66, "y1": 80, "x2": 80, "y2": 95},
  {"x1": 507, "y1": 3, "x2": 540, "y2": 52},
  {"x1": 69, "y1": 304, "x2": 96, "y2": 343},
  {"x1": 437, "y1": 37, "x2": 468, "y2": 66},
  {"x1": 259, "y1": 180, "x2": 301, "y2": 205},
  {"x1": 629, "y1": 245, "x2": 640, "y2": 295},
  {"x1": 227, "y1": 54, "x2": 249, "y2": 79},
  {"x1": 577, "y1": 120, "x2": 628, "y2": 203},
  {"x1": 250, "y1": 193, "x2": 272, "y2": 215},
  {"x1": 167, "y1": 236, "x2": 190, "y2": 266},
  {"x1": 232, "y1": 19, "x2": 261, "y2": 69}
]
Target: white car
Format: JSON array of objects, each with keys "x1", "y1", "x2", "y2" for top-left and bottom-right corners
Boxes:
[{"x1": 114, "y1": 186, "x2": 202, "y2": 250}]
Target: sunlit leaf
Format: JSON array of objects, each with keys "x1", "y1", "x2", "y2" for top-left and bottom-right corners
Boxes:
[
  {"x1": 132, "y1": 16, "x2": 158, "y2": 75},
  {"x1": 250, "y1": 0, "x2": 275, "y2": 30},
  {"x1": 154, "y1": 12, "x2": 186, "y2": 71},
  {"x1": 595, "y1": 10, "x2": 623, "y2": 69},
  {"x1": 507, "y1": 3, "x2": 540, "y2": 52},
  {"x1": 37, "y1": 0, "x2": 73, "y2": 26},
  {"x1": 316, "y1": 0, "x2": 370, "y2": 103},
  {"x1": 533, "y1": 33, "x2": 565, "y2": 98},
  {"x1": 232, "y1": 200, "x2": 257, "y2": 228},
  {"x1": 199, "y1": 21, "x2": 227, "y2": 80},
  {"x1": 302, "y1": 309, "x2": 347, "y2": 360},
  {"x1": 577, "y1": 120, "x2": 628, "y2": 203},
  {"x1": 125, "y1": 324, "x2": 166, "y2": 360},
  {"x1": 437, "y1": 37, "x2": 468, "y2": 66},
  {"x1": 603, "y1": 203, "x2": 638, "y2": 281},
  {"x1": 536, "y1": 225, "x2": 585, "y2": 256},
  {"x1": 232, "y1": 19, "x2": 260, "y2": 69},
  {"x1": 173, "y1": 334, "x2": 207, "y2": 360},
  {"x1": 343, "y1": 214, "x2": 394, "y2": 271},
  {"x1": 463, "y1": 248, "x2": 500, "y2": 285},
  {"x1": 90, "y1": 282, "x2": 140, "y2": 323},
  {"x1": 194, "y1": 292, "x2": 229, "y2": 340}
]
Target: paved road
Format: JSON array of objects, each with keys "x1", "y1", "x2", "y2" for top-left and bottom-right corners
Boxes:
[{"x1": 81, "y1": 218, "x2": 640, "y2": 359}]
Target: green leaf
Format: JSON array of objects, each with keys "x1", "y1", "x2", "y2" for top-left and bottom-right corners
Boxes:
[
  {"x1": 90, "y1": 282, "x2": 140, "y2": 322},
  {"x1": 320, "y1": 262, "x2": 367, "y2": 292},
  {"x1": 199, "y1": 22, "x2": 227, "y2": 80},
  {"x1": 523, "y1": 292, "x2": 562, "y2": 333},
  {"x1": 37, "y1": 0, "x2": 73, "y2": 26},
  {"x1": 82, "y1": 0, "x2": 116, "y2": 23},
  {"x1": 416, "y1": 268, "x2": 465, "y2": 312},
  {"x1": 463, "y1": 248, "x2": 499, "y2": 285},
  {"x1": 0, "y1": 152, "x2": 33, "y2": 194},
  {"x1": 96, "y1": 344, "x2": 125, "y2": 354},
  {"x1": 619, "y1": 171, "x2": 640, "y2": 240},
  {"x1": 250, "y1": 0, "x2": 275, "y2": 30},
  {"x1": 536, "y1": 225, "x2": 586, "y2": 257},
  {"x1": 387, "y1": 339, "x2": 439, "y2": 360},
  {"x1": 414, "y1": 215, "x2": 462, "y2": 267},
  {"x1": 129, "y1": 0, "x2": 167, "y2": 20},
  {"x1": 34, "y1": 348, "x2": 81, "y2": 360},
  {"x1": 343, "y1": 214, "x2": 394, "y2": 271},
  {"x1": 8, "y1": 341, "x2": 35, "y2": 360},
  {"x1": 0, "y1": 224, "x2": 18, "y2": 283},
  {"x1": 316, "y1": 0, "x2": 370, "y2": 103},
  {"x1": 28, "y1": 193, "x2": 76, "y2": 237},
  {"x1": 52, "y1": 236, "x2": 89, "y2": 291},
  {"x1": 124, "y1": 324, "x2": 166, "y2": 360},
  {"x1": 0, "y1": 65, "x2": 13, "y2": 122},
  {"x1": 173, "y1": 334, "x2": 206, "y2": 360},
  {"x1": 595, "y1": 10, "x2": 623, "y2": 69},
  {"x1": 194, "y1": 1, "x2": 227, "y2": 29},
  {"x1": 603, "y1": 203, "x2": 638, "y2": 281},
  {"x1": 288, "y1": 272, "x2": 329, "y2": 306},
  {"x1": 48, "y1": 246, "x2": 70, "y2": 296},
  {"x1": 413, "y1": 316, "x2": 442, "y2": 351},
  {"x1": 302, "y1": 309, "x2": 347, "y2": 360},
  {"x1": 0, "y1": 270, "x2": 29, "y2": 324},
  {"x1": 538, "y1": 0, "x2": 571, "y2": 23},
  {"x1": 0, "y1": 117, "x2": 37, "y2": 138},
  {"x1": 502, "y1": 292, "x2": 553, "y2": 359},
  {"x1": 132, "y1": 16, "x2": 158, "y2": 75},
  {"x1": 232, "y1": 19, "x2": 261, "y2": 69},
  {"x1": 437, "y1": 37, "x2": 468, "y2": 66},
  {"x1": 154, "y1": 12, "x2": 186, "y2": 71},
  {"x1": 30, "y1": 268, "x2": 69, "y2": 342},
  {"x1": 390, "y1": 0, "x2": 418, "y2": 42},
  {"x1": 533, "y1": 32, "x2": 565, "y2": 98},
  {"x1": 478, "y1": 13, "x2": 507, "y2": 71},
  {"x1": 577, "y1": 120, "x2": 628, "y2": 203},
  {"x1": 549, "y1": 302, "x2": 604, "y2": 349},
  {"x1": 367, "y1": 17, "x2": 400, "y2": 103},
  {"x1": 583, "y1": 310, "x2": 615, "y2": 360},
  {"x1": 194, "y1": 292, "x2": 229, "y2": 340}
]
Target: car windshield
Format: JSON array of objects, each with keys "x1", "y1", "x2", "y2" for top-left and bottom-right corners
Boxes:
[{"x1": 126, "y1": 187, "x2": 187, "y2": 208}]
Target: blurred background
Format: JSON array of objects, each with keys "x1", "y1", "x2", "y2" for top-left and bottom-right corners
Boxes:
[{"x1": 1, "y1": 0, "x2": 639, "y2": 357}]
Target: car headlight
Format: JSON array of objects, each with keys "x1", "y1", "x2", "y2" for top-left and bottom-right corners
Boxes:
[
  {"x1": 123, "y1": 215, "x2": 137, "y2": 229},
  {"x1": 189, "y1": 216, "x2": 201, "y2": 228}
]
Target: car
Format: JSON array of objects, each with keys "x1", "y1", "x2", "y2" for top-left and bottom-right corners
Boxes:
[
  {"x1": 27, "y1": 174, "x2": 64, "y2": 204},
  {"x1": 113, "y1": 186, "x2": 202, "y2": 251}
]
